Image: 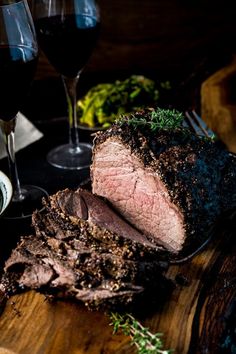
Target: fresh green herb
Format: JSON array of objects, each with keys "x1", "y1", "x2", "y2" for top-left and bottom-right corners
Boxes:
[
  {"x1": 110, "y1": 312, "x2": 173, "y2": 354},
  {"x1": 118, "y1": 107, "x2": 184, "y2": 133},
  {"x1": 77, "y1": 75, "x2": 171, "y2": 128}
]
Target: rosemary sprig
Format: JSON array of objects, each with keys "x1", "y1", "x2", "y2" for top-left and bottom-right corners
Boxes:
[
  {"x1": 118, "y1": 107, "x2": 184, "y2": 133},
  {"x1": 109, "y1": 312, "x2": 174, "y2": 354}
]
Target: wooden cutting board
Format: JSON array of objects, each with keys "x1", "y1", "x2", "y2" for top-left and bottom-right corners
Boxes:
[
  {"x1": 0, "y1": 218, "x2": 235, "y2": 354},
  {"x1": 201, "y1": 55, "x2": 236, "y2": 153}
]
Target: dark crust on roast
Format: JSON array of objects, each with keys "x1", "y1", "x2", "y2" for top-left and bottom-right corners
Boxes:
[{"x1": 92, "y1": 119, "x2": 236, "y2": 252}]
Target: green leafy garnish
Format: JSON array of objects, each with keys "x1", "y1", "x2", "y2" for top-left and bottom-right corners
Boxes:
[
  {"x1": 77, "y1": 75, "x2": 170, "y2": 128},
  {"x1": 118, "y1": 107, "x2": 184, "y2": 133},
  {"x1": 110, "y1": 312, "x2": 173, "y2": 354}
]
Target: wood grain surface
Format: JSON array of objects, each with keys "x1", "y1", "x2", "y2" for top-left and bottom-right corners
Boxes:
[
  {"x1": 201, "y1": 56, "x2": 236, "y2": 153},
  {"x1": 0, "y1": 218, "x2": 235, "y2": 354}
]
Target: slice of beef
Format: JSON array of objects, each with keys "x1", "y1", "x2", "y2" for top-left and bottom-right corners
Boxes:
[
  {"x1": 91, "y1": 113, "x2": 236, "y2": 255},
  {"x1": 0, "y1": 188, "x2": 169, "y2": 310},
  {"x1": 1, "y1": 230, "x2": 168, "y2": 310},
  {"x1": 37, "y1": 188, "x2": 166, "y2": 261}
]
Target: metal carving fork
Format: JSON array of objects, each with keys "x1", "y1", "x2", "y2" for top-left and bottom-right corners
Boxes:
[
  {"x1": 184, "y1": 110, "x2": 215, "y2": 139},
  {"x1": 184, "y1": 109, "x2": 236, "y2": 163}
]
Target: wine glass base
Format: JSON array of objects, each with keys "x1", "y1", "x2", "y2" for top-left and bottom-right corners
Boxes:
[
  {"x1": 47, "y1": 143, "x2": 92, "y2": 170},
  {"x1": 2, "y1": 185, "x2": 48, "y2": 220}
]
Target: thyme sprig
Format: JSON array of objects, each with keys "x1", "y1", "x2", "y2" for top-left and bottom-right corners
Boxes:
[
  {"x1": 110, "y1": 312, "x2": 174, "y2": 354},
  {"x1": 118, "y1": 107, "x2": 184, "y2": 133}
]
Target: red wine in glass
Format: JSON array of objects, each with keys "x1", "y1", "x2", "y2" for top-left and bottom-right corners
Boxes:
[
  {"x1": 34, "y1": 14, "x2": 100, "y2": 78},
  {"x1": 32, "y1": 0, "x2": 100, "y2": 170},
  {"x1": 0, "y1": 46, "x2": 38, "y2": 121},
  {"x1": 0, "y1": 0, "x2": 48, "y2": 219}
]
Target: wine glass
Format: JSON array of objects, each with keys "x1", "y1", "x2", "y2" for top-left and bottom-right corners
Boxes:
[
  {"x1": 32, "y1": 0, "x2": 100, "y2": 170},
  {"x1": 0, "y1": 0, "x2": 48, "y2": 219}
]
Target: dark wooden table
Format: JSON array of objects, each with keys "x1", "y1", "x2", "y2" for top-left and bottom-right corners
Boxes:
[{"x1": 0, "y1": 216, "x2": 235, "y2": 354}]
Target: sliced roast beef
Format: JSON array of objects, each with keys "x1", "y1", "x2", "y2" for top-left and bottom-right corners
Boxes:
[
  {"x1": 91, "y1": 111, "x2": 236, "y2": 254},
  {"x1": 38, "y1": 187, "x2": 166, "y2": 260},
  {"x1": 0, "y1": 188, "x2": 169, "y2": 310}
]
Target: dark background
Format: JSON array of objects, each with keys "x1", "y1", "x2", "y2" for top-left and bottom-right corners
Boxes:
[{"x1": 25, "y1": 0, "x2": 236, "y2": 121}]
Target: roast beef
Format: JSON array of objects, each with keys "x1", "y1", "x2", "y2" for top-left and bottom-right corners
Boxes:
[
  {"x1": 2, "y1": 108, "x2": 236, "y2": 310},
  {"x1": 91, "y1": 110, "x2": 236, "y2": 254},
  {"x1": 0, "y1": 188, "x2": 169, "y2": 310}
]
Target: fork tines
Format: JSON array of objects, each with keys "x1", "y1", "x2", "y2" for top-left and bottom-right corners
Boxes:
[{"x1": 184, "y1": 110, "x2": 215, "y2": 139}]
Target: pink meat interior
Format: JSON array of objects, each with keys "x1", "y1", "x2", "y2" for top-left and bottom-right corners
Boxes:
[{"x1": 92, "y1": 138, "x2": 185, "y2": 253}]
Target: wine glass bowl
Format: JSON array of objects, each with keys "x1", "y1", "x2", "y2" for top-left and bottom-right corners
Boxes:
[
  {"x1": 32, "y1": 0, "x2": 100, "y2": 170},
  {"x1": 0, "y1": 0, "x2": 38, "y2": 122},
  {"x1": 0, "y1": 0, "x2": 48, "y2": 219}
]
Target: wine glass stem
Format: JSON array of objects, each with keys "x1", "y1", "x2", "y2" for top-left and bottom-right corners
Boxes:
[
  {"x1": 0, "y1": 118, "x2": 24, "y2": 202},
  {"x1": 62, "y1": 74, "x2": 80, "y2": 148}
]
